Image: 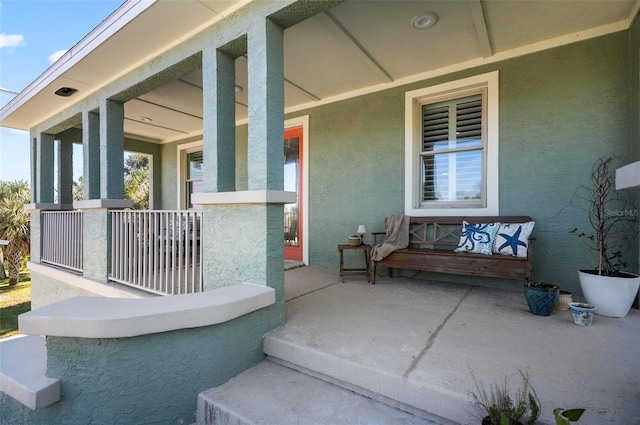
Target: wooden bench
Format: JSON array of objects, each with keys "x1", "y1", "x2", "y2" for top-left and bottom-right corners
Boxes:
[{"x1": 371, "y1": 216, "x2": 534, "y2": 285}]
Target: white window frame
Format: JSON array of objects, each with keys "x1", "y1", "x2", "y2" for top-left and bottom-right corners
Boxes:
[
  {"x1": 405, "y1": 71, "x2": 499, "y2": 216},
  {"x1": 177, "y1": 140, "x2": 204, "y2": 210}
]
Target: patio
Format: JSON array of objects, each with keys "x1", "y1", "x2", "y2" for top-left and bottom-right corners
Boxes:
[{"x1": 265, "y1": 265, "x2": 640, "y2": 425}]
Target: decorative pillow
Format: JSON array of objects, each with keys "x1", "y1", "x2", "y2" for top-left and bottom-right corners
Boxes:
[
  {"x1": 492, "y1": 221, "x2": 535, "y2": 258},
  {"x1": 454, "y1": 221, "x2": 500, "y2": 255}
]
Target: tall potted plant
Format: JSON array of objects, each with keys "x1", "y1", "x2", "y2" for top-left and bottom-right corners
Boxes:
[{"x1": 572, "y1": 156, "x2": 640, "y2": 317}]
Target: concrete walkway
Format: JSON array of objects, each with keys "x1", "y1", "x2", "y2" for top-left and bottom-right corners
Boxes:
[{"x1": 268, "y1": 266, "x2": 640, "y2": 425}]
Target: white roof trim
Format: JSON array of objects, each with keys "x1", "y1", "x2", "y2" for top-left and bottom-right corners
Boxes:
[{"x1": 0, "y1": 1, "x2": 155, "y2": 124}]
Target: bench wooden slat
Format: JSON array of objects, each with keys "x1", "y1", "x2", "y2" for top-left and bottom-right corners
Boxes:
[{"x1": 371, "y1": 216, "x2": 534, "y2": 284}]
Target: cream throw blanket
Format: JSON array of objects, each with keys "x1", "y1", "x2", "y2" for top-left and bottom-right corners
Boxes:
[{"x1": 371, "y1": 214, "x2": 410, "y2": 261}]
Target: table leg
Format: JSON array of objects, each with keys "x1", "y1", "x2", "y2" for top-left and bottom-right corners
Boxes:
[
  {"x1": 339, "y1": 247, "x2": 345, "y2": 282},
  {"x1": 364, "y1": 248, "x2": 370, "y2": 283}
]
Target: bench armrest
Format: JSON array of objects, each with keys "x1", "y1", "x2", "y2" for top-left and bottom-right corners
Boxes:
[{"x1": 371, "y1": 232, "x2": 385, "y2": 245}]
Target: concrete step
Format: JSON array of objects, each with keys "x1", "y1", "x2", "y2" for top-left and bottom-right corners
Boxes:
[
  {"x1": 197, "y1": 360, "x2": 439, "y2": 425},
  {"x1": 0, "y1": 335, "x2": 60, "y2": 410},
  {"x1": 264, "y1": 329, "x2": 459, "y2": 425}
]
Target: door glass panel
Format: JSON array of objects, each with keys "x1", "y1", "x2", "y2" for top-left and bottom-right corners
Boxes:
[{"x1": 284, "y1": 137, "x2": 299, "y2": 247}]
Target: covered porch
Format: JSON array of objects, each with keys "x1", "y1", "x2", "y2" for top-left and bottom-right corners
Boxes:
[
  {"x1": 5, "y1": 0, "x2": 638, "y2": 303},
  {"x1": 1, "y1": 0, "x2": 639, "y2": 422},
  {"x1": 245, "y1": 265, "x2": 640, "y2": 425}
]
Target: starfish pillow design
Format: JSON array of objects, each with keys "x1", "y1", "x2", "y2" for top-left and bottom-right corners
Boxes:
[{"x1": 498, "y1": 226, "x2": 527, "y2": 255}]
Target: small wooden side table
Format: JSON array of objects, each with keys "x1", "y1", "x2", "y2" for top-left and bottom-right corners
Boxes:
[{"x1": 337, "y1": 244, "x2": 372, "y2": 283}]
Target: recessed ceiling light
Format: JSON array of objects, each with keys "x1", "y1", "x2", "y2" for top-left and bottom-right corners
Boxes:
[
  {"x1": 234, "y1": 85, "x2": 243, "y2": 93},
  {"x1": 411, "y1": 12, "x2": 438, "y2": 30},
  {"x1": 140, "y1": 117, "x2": 153, "y2": 123},
  {"x1": 54, "y1": 87, "x2": 78, "y2": 97}
]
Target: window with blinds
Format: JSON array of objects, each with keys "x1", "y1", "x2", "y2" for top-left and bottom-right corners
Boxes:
[
  {"x1": 186, "y1": 151, "x2": 203, "y2": 209},
  {"x1": 420, "y1": 93, "x2": 484, "y2": 206}
]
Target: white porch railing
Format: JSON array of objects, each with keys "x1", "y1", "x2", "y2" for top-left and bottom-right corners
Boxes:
[
  {"x1": 41, "y1": 211, "x2": 83, "y2": 272},
  {"x1": 109, "y1": 210, "x2": 203, "y2": 295}
]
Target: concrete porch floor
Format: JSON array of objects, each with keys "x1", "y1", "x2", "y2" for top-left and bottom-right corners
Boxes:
[{"x1": 272, "y1": 265, "x2": 640, "y2": 425}]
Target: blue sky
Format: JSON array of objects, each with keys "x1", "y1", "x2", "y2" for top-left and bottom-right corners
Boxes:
[{"x1": 0, "y1": 0, "x2": 123, "y2": 183}]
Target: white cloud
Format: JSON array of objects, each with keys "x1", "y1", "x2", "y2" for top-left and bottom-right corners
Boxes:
[
  {"x1": 48, "y1": 49, "x2": 68, "y2": 64},
  {"x1": 0, "y1": 33, "x2": 25, "y2": 49}
]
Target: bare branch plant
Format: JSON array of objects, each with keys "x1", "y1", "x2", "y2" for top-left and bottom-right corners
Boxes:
[{"x1": 571, "y1": 157, "x2": 640, "y2": 276}]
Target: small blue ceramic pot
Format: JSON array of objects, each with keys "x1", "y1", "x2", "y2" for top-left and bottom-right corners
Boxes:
[
  {"x1": 568, "y1": 302, "x2": 597, "y2": 326},
  {"x1": 524, "y1": 282, "x2": 560, "y2": 316}
]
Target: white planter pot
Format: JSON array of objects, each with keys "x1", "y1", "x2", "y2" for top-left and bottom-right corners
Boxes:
[{"x1": 577, "y1": 270, "x2": 640, "y2": 318}]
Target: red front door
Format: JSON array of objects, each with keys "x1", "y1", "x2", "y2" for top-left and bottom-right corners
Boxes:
[{"x1": 284, "y1": 127, "x2": 303, "y2": 261}]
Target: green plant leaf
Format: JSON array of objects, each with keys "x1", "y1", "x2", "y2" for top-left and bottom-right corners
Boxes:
[
  {"x1": 562, "y1": 409, "x2": 585, "y2": 421},
  {"x1": 554, "y1": 408, "x2": 585, "y2": 424}
]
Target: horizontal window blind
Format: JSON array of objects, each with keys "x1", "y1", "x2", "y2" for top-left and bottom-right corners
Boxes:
[{"x1": 420, "y1": 93, "x2": 484, "y2": 204}]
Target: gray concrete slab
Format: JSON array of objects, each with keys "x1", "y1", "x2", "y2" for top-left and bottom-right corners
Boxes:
[
  {"x1": 198, "y1": 360, "x2": 438, "y2": 425},
  {"x1": 269, "y1": 267, "x2": 640, "y2": 425}
]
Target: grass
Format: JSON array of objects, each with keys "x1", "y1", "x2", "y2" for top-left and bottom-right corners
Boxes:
[{"x1": 0, "y1": 271, "x2": 31, "y2": 338}]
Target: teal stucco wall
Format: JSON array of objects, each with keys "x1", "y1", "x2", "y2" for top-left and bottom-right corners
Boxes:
[
  {"x1": 629, "y1": 13, "x2": 640, "y2": 307},
  {"x1": 630, "y1": 13, "x2": 640, "y2": 163},
  {"x1": 159, "y1": 128, "x2": 248, "y2": 210},
  {"x1": 498, "y1": 32, "x2": 633, "y2": 293},
  {"x1": 297, "y1": 31, "x2": 635, "y2": 295},
  {"x1": 0, "y1": 303, "x2": 281, "y2": 425},
  {"x1": 30, "y1": 272, "x2": 99, "y2": 310}
]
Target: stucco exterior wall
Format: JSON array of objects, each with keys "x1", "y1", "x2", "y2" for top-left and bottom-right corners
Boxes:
[
  {"x1": 30, "y1": 272, "x2": 99, "y2": 310},
  {"x1": 0, "y1": 304, "x2": 279, "y2": 425},
  {"x1": 629, "y1": 12, "x2": 640, "y2": 307},
  {"x1": 157, "y1": 31, "x2": 634, "y2": 295},
  {"x1": 499, "y1": 31, "x2": 633, "y2": 292},
  {"x1": 630, "y1": 13, "x2": 640, "y2": 163},
  {"x1": 29, "y1": 265, "x2": 151, "y2": 309},
  {"x1": 299, "y1": 31, "x2": 634, "y2": 295}
]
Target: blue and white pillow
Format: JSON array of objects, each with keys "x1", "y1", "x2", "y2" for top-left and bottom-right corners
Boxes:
[
  {"x1": 454, "y1": 221, "x2": 500, "y2": 255},
  {"x1": 492, "y1": 221, "x2": 535, "y2": 258}
]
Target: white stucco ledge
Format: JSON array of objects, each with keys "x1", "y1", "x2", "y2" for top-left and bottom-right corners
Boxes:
[
  {"x1": 0, "y1": 335, "x2": 60, "y2": 410},
  {"x1": 616, "y1": 161, "x2": 640, "y2": 190},
  {"x1": 192, "y1": 190, "x2": 297, "y2": 205},
  {"x1": 18, "y1": 283, "x2": 275, "y2": 339},
  {"x1": 73, "y1": 198, "x2": 134, "y2": 209},
  {"x1": 23, "y1": 203, "x2": 73, "y2": 212}
]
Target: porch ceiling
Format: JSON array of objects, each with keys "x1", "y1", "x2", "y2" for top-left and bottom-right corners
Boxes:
[{"x1": 1, "y1": 0, "x2": 638, "y2": 142}]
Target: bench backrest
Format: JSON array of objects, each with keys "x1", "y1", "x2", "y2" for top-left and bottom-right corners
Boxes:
[{"x1": 407, "y1": 216, "x2": 533, "y2": 250}]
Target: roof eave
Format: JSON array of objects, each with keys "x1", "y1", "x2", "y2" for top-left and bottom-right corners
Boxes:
[{"x1": 0, "y1": 0, "x2": 156, "y2": 131}]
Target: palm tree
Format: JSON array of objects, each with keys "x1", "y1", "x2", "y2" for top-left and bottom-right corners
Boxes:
[
  {"x1": 0, "y1": 180, "x2": 31, "y2": 286},
  {"x1": 124, "y1": 153, "x2": 150, "y2": 209}
]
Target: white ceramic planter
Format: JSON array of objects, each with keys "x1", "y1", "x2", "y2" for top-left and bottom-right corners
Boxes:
[
  {"x1": 555, "y1": 291, "x2": 573, "y2": 311},
  {"x1": 577, "y1": 270, "x2": 640, "y2": 318}
]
